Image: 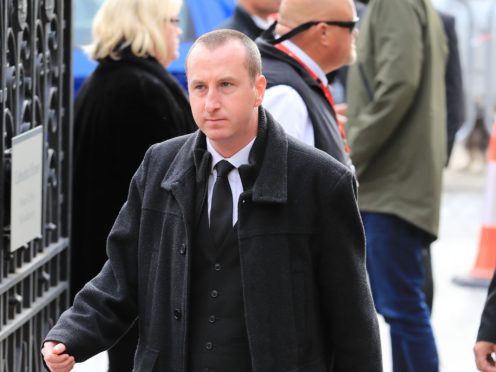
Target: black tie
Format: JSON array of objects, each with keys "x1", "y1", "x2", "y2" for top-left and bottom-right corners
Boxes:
[{"x1": 210, "y1": 160, "x2": 235, "y2": 247}]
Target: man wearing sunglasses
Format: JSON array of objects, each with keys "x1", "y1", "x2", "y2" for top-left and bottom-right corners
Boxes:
[{"x1": 256, "y1": 0, "x2": 358, "y2": 170}]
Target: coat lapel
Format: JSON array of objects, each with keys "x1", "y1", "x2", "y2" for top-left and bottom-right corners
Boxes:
[
  {"x1": 247, "y1": 108, "x2": 288, "y2": 204},
  {"x1": 160, "y1": 132, "x2": 207, "y2": 242}
]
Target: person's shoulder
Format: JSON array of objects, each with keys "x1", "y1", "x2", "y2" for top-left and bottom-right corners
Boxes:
[
  {"x1": 374, "y1": 0, "x2": 423, "y2": 19},
  {"x1": 405, "y1": 0, "x2": 428, "y2": 20},
  {"x1": 75, "y1": 60, "x2": 145, "y2": 107},
  {"x1": 285, "y1": 139, "x2": 355, "y2": 199},
  {"x1": 140, "y1": 133, "x2": 195, "y2": 174},
  {"x1": 99, "y1": 58, "x2": 178, "y2": 107},
  {"x1": 150, "y1": 133, "x2": 194, "y2": 157},
  {"x1": 262, "y1": 56, "x2": 306, "y2": 90},
  {"x1": 287, "y1": 136, "x2": 350, "y2": 179},
  {"x1": 97, "y1": 56, "x2": 166, "y2": 89},
  {"x1": 87, "y1": 64, "x2": 141, "y2": 99},
  {"x1": 217, "y1": 5, "x2": 250, "y2": 30}
]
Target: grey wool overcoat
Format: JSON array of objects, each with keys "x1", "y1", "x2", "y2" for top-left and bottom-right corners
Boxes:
[{"x1": 45, "y1": 109, "x2": 382, "y2": 372}]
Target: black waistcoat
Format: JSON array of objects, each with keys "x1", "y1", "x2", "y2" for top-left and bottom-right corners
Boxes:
[{"x1": 188, "y1": 202, "x2": 252, "y2": 372}]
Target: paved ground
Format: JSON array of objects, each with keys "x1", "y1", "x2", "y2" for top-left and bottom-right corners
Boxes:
[{"x1": 73, "y1": 145, "x2": 491, "y2": 372}]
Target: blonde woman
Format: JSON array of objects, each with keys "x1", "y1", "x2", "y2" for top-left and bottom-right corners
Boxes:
[{"x1": 69, "y1": 0, "x2": 195, "y2": 370}]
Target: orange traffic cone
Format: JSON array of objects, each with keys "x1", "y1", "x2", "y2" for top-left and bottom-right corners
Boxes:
[{"x1": 454, "y1": 121, "x2": 496, "y2": 287}]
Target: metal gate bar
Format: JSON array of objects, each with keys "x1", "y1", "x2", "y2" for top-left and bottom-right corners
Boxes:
[{"x1": 0, "y1": 0, "x2": 72, "y2": 370}]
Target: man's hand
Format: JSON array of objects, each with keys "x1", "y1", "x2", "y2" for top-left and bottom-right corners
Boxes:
[
  {"x1": 42, "y1": 342, "x2": 75, "y2": 372},
  {"x1": 475, "y1": 341, "x2": 496, "y2": 371}
]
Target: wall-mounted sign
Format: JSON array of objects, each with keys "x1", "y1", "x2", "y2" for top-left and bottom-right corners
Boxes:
[{"x1": 10, "y1": 126, "x2": 43, "y2": 251}]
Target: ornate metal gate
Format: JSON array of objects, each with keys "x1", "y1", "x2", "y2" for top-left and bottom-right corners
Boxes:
[{"x1": 0, "y1": 0, "x2": 72, "y2": 370}]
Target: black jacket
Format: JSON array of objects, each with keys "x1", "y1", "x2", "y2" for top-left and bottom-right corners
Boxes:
[
  {"x1": 257, "y1": 33, "x2": 350, "y2": 167},
  {"x1": 71, "y1": 50, "x2": 196, "y2": 298},
  {"x1": 478, "y1": 272, "x2": 496, "y2": 343},
  {"x1": 217, "y1": 5, "x2": 264, "y2": 40},
  {"x1": 46, "y1": 109, "x2": 382, "y2": 372},
  {"x1": 438, "y1": 11, "x2": 465, "y2": 162}
]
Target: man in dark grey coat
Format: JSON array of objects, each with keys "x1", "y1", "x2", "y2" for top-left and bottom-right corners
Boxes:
[{"x1": 42, "y1": 30, "x2": 382, "y2": 372}]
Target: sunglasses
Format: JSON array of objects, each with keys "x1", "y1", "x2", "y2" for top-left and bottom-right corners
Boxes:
[
  {"x1": 305, "y1": 17, "x2": 360, "y2": 33},
  {"x1": 270, "y1": 17, "x2": 359, "y2": 45}
]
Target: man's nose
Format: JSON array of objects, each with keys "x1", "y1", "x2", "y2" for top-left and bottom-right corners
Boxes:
[{"x1": 205, "y1": 89, "x2": 221, "y2": 112}]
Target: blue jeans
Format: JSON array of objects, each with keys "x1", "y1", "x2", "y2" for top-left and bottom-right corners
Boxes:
[{"x1": 362, "y1": 212, "x2": 439, "y2": 372}]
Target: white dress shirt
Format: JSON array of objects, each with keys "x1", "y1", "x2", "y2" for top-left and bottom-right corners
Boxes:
[
  {"x1": 263, "y1": 40, "x2": 329, "y2": 147},
  {"x1": 251, "y1": 14, "x2": 272, "y2": 30},
  {"x1": 206, "y1": 138, "x2": 255, "y2": 226}
]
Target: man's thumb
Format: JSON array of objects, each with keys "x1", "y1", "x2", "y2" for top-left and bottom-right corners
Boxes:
[{"x1": 52, "y1": 343, "x2": 66, "y2": 354}]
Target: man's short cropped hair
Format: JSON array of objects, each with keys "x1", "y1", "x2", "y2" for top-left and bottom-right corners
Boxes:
[{"x1": 187, "y1": 29, "x2": 262, "y2": 84}]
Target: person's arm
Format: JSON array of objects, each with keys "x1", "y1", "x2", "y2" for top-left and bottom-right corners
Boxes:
[
  {"x1": 346, "y1": 0, "x2": 424, "y2": 165},
  {"x1": 42, "y1": 145, "x2": 154, "y2": 362},
  {"x1": 263, "y1": 85, "x2": 315, "y2": 147},
  {"x1": 316, "y1": 169, "x2": 382, "y2": 371},
  {"x1": 475, "y1": 272, "x2": 496, "y2": 371}
]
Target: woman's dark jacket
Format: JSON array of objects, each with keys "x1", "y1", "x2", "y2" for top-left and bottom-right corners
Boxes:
[
  {"x1": 47, "y1": 109, "x2": 382, "y2": 372},
  {"x1": 71, "y1": 50, "x2": 195, "y2": 298}
]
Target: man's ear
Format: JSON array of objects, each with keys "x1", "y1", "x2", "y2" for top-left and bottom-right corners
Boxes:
[
  {"x1": 319, "y1": 23, "x2": 331, "y2": 46},
  {"x1": 254, "y1": 74, "x2": 267, "y2": 107}
]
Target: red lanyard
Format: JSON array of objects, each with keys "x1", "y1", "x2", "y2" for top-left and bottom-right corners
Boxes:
[{"x1": 275, "y1": 43, "x2": 350, "y2": 153}]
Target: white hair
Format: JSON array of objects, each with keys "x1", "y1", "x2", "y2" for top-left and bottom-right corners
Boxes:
[{"x1": 85, "y1": 0, "x2": 182, "y2": 62}]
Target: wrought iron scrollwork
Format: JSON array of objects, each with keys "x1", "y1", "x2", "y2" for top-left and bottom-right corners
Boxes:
[{"x1": 0, "y1": 0, "x2": 71, "y2": 370}]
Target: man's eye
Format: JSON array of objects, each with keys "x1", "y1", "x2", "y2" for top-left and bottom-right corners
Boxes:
[
  {"x1": 221, "y1": 82, "x2": 233, "y2": 88},
  {"x1": 194, "y1": 85, "x2": 205, "y2": 91}
]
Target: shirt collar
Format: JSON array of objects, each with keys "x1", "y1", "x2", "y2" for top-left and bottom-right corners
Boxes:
[
  {"x1": 280, "y1": 39, "x2": 328, "y2": 86},
  {"x1": 251, "y1": 14, "x2": 272, "y2": 30},
  {"x1": 207, "y1": 138, "x2": 256, "y2": 173}
]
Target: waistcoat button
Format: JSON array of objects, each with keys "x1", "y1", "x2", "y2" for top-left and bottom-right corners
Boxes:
[{"x1": 173, "y1": 309, "x2": 182, "y2": 320}]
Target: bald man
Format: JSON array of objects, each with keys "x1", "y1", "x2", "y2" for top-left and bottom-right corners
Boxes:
[
  {"x1": 257, "y1": 0, "x2": 358, "y2": 169},
  {"x1": 217, "y1": 0, "x2": 281, "y2": 40}
]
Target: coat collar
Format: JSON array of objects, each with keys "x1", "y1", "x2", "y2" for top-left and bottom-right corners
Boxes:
[
  {"x1": 161, "y1": 107, "x2": 288, "y2": 204},
  {"x1": 99, "y1": 48, "x2": 190, "y2": 105}
]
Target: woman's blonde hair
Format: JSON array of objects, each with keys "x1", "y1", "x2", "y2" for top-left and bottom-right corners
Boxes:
[{"x1": 86, "y1": 0, "x2": 182, "y2": 62}]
